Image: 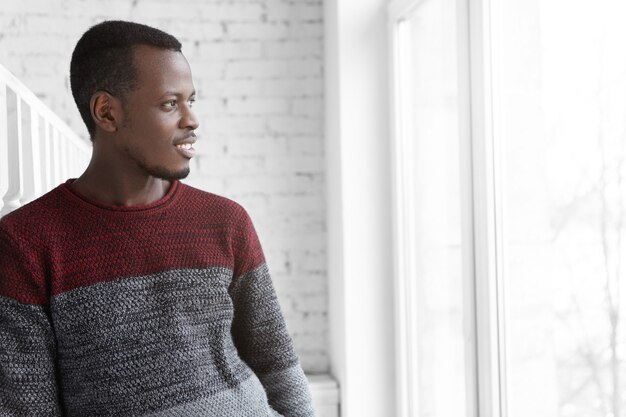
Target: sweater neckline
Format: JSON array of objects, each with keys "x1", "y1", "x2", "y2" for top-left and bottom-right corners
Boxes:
[{"x1": 60, "y1": 179, "x2": 181, "y2": 213}]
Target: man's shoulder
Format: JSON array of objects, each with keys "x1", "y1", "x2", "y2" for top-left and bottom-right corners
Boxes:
[
  {"x1": 0, "y1": 185, "x2": 66, "y2": 233},
  {"x1": 178, "y1": 182, "x2": 248, "y2": 220}
]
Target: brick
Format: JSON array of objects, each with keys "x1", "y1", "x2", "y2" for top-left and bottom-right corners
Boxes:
[
  {"x1": 71, "y1": 0, "x2": 135, "y2": 15},
  {"x1": 1, "y1": 35, "x2": 74, "y2": 57},
  {"x1": 22, "y1": 56, "x2": 66, "y2": 77},
  {"x1": 293, "y1": 332, "x2": 328, "y2": 351},
  {"x1": 226, "y1": 22, "x2": 290, "y2": 40},
  {"x1": 291, "y1": 313, "x2": 327, "y2": 335},
  {"x1": 265, "y1": 0, "x2": 290, "y2": 21},
  {"x1": 293, "y1": 248, "x2": 327, "y2": 273},
  {"x1": 263, "y1": 154, "x2": 322, "y2": 174},
  {"x1": 265, "y1": 249, "x2": 291, "y2": 275},
  {"x1": 294, "y1": 294, "x2": 327, "y2": 313},
  {"x1": 204, "y1": 155, "x2": 266, "y2": 176},
  {"x1": 292, "y1": 4, "x2": 323, "y2": 21},
  {"x1": 288, "y1": 135, "x2": 324, "y2": 155},
  {"x1": 227, "y1": 97, "x2": 289, "y2": 115},
  {"x1": 226, "y1": 59, "x2": 290, "y2": 79},
  {"x1": 24, "y1": 14, "x2": 92, "y2": 36},
  {"x1": 263, "y1": 212, "x2": 325, "y2": 236},
  {"x1": 266, "y1": 1, "x2": 323, "y2": 22},
  {"x1": 186, "y1": 61, "x2": 226, "y2": 81},
  {"x1": 184, "y1": 175, "x2": 224, "y2": 196},
  {"x1": 0, "y1": 15, "x2": 26, "y2": 36},
  {"x1": 228, "y1": 136, "x2": 288, "y2": 157},
  {"x1": 201, "y1": 116, "x2": 267, "y2": 134},
  {"x1": 165, "y1": 21, "x2": 223, "y2": 40},
  {"x1": 199, "y1": 4, "x2": 264, "y2": 21},
  {"x1": 16, "y1": 75, "x2": 59, "y2": 99},
  {"x1": 0, "y1": 2, "x2": 62, "y2": 12},
  {"x1": 268, "y1": 116, "x2": 322, "y2": 135},
  {"x1": 264, "y1": 40, "x2": 322, "y2": 58},
  {"x1": 291, "y1": 97, "x2": 323, "y2": 116},
  {"x1": 263, "y1": 78, "x2": 323, "y2": 96},
  {"x1": 190, "y1": 97, "x2": 226, "y2": 116},
  {"x1": 197, "y1": 23, "x2": 226, "y2": 40},
  {"x1": 286, "y1": 59, "x2": 323, "y2": 77},
  {"x1": 202, "y1": 79, "x2": 264, "y2": 97},
  {"x1": 297, "y1": 352, "x2": 329, "y2": 374},
  {"x1": 197, "y1": 41, "x2": 263, "y2": 60},
  {"x1": 266, "y1": 193, "x2": 325, "y2": 212},
  {"x1": 223, "y1": 173, "x2": 322, "y2": 195},
  {"x1": 290, "y1": 22, "x2": 324, "y2": 39},
  {"x1": 287, "y1": 271, "x2": 327, "y2": 295},
  {"x1": 128, "y1": 1, "x2": 199, "y2": 19},
  {"x1": 230, "y1": 194, "x2": 270, "y2": 216}
]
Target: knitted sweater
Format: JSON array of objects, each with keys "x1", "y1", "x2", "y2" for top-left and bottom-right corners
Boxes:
[{"x1": 0, "y1": 179, "x2": 314, "y2": 417}]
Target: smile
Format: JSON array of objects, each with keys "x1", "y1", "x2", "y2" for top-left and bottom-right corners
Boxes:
[{"x1": 174, "y1": 143, "x2": 195, "y2": 158}]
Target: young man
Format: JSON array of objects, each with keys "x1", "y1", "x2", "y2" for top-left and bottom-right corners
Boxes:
[{"x1": 0, "y1": 21, "x2": 314, "y2": 416}]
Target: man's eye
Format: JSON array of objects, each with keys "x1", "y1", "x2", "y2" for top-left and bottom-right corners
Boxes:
[
  {"x1": 163, "y1": 100, "x2": 177, "y2": 108},
  {"x1": 188, "y1": 99, "x2": 195, "y2": 108}
]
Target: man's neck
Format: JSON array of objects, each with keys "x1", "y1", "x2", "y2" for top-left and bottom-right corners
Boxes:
[{"x1": 71, "y1": 166, "x2": 171, "y2": 207}]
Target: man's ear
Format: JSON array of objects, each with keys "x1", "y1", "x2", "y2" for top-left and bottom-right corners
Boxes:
[{"x1": 90, "y1": 91, "x2": 122, "y2": 133}]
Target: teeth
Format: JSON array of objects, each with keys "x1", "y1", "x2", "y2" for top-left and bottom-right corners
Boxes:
[{"x1": 176, "y1": 143, "x2": 193, "y2": 150}]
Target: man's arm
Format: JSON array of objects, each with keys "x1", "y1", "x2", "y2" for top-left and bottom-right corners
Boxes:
[
  {"x1": 228, "y1": 208, "x2": 315, "y2": 417},
  {"x1": 0, "y1": 225, "x2": 63, "y2": 416}
]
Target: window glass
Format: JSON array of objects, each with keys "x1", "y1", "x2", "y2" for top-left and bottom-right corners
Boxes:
[
  {"x1": 396, "y1": 0, "x2": 468, "y2": 415},
  {"x1": 494, "y1": 1, "x2": 626, "y2": 416}
]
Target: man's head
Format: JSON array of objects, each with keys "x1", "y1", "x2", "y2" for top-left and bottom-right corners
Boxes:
[
  {"x1": 70, "y1": 21, "x2": 199, "y2": 181},
  {"x1": 70, "y1": 20, "x2": 182, "y2": 138}
]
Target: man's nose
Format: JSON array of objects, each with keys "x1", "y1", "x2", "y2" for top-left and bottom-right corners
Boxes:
[{"x1": 180, "y1": 105, "x2": 199, "y2": 130}]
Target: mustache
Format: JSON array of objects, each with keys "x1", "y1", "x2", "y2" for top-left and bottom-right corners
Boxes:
[{"x1": 175, "y1": 133, "x2": 197, "y2": 141}]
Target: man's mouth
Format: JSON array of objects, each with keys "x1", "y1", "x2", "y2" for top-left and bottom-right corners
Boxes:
[
  {"x1": 174, "y1": 141, "x2": 195, "y2": 158},
  {"x1": 175, "y1": 143, "x2": 193, "y2": 150}
]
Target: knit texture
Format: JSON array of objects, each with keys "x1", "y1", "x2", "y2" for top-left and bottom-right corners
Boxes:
[{"x1": 0, "y1": 180, "x2": 314, "y2": 417}]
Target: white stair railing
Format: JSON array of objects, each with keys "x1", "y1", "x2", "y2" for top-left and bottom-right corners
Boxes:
[{"x1": 0, "y1": 64, "x2": 90, "y2": 217}]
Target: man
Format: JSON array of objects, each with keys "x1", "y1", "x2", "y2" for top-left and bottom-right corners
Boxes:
[{"x1": 0, "y1": 21, "x2": 314, "y2": 416}]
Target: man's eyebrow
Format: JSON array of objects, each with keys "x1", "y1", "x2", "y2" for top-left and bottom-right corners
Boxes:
[{"x1": 162, "y1": 91, "x2": 196, "y2": 98}]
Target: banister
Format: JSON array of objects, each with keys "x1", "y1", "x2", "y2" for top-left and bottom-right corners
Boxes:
[{"x1": 0, "y1": 63, "x2": 91, "y2": 216}]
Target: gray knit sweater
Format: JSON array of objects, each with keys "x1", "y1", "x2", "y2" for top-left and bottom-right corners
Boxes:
[{"x1": 0, "y1": 179, "x2": 314, "y2": 416}]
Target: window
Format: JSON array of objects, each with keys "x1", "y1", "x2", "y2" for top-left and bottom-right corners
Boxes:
[
  {"x1": 390, "y1": 0, "x2": 473, "y2": 416},
  {"x1": 495, "y1": 1, "x2": 626, "y2": 416},
  {"x1": 390, "y1": 0, "x2": 626, "y2": 416}
]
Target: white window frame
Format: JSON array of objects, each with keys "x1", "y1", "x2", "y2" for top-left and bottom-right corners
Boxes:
[{"x1": 388, "y1": 0, "x2": 508, "y2": 416}]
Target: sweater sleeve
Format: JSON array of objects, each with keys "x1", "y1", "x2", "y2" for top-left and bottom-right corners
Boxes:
[
  {"x1": 228, "y1": 207, "x2": 315, "y2": 417},
  {"x1": 0, "y1": 224, "x2": 63, "y2": 416}
]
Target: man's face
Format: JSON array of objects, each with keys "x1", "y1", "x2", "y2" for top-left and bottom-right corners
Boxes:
[{"x1": 116, "y1": 45, "x2": 199, "y2": 181}]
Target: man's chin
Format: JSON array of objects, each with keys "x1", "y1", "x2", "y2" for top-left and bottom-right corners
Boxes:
[{"x1": 149, "y1": 166, "x2": 190, "y2": 181}]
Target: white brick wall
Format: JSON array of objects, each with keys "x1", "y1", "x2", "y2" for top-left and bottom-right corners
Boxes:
[{"x1": 0, "y1": 0, "x2": 328, "y2": 374}]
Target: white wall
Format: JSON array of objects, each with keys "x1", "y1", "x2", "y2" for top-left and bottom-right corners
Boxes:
[
  {"x1": 325, "y1": 0, "x2": 396, "y2": 415},
  {"x1": 0, "y1": 0, "x2": 328, "y2": 374}
]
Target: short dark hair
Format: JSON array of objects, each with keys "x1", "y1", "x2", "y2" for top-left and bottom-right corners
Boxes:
[{"x1": 70, "y1": 20, "x2": 182, "y2": 137}]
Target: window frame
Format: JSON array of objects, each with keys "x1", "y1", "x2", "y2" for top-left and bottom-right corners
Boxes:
[{"x1": 387, "y1": 0, "x2": 508, "y2": 415}]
